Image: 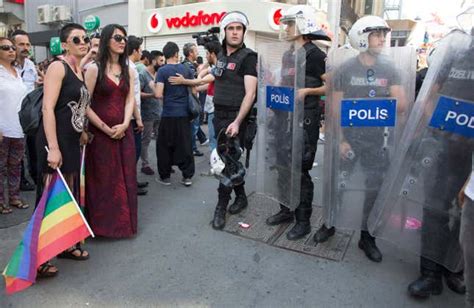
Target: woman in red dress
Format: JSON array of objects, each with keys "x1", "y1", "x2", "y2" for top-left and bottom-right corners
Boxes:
[{"x1": 84, "y1": 24, "x2": 137, "y2": 238}]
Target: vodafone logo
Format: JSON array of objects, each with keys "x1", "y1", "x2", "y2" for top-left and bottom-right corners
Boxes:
[
  {"x1": 148, "y1": 12, "x2": 163, "y2": 33},
  {"x1": 268, "y1": 8, "x2": 283, "y2": 31},
  {"x1": 147, "y1": 10, "x2": 226, "y2": 32},
  {"x1": 165, "y1": 10, "x2": 226, "y2": 29}
]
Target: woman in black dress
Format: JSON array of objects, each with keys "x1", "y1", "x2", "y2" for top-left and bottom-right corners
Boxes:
[{"x1": 35, "y1": 23, "x2": 91, "y2": 277}]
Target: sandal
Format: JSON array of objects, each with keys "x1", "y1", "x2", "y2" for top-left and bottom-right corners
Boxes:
[
  {"x1": 9, "y1": 200, "x2": 29, "y2": 209},
  {"x1": 57, "y1": 245, "x2": 89, "y2": 261},
  {"x1": 37, "y1": 262, "x2": 58, "y2": 278},
  {"x1": 0, "y1": 204, "x2": 13, "y2": 214}
]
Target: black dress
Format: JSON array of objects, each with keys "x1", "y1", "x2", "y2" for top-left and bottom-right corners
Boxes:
[{"x1": 36, "y1": 61, "x2": 90, "y2": 177}]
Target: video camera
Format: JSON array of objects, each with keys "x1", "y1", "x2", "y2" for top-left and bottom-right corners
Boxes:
[{"x1": 192, "y1": 27, "x2": 220, "y2": 46}]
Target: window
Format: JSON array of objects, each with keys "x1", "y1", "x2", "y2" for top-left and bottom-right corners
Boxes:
[{"x1": 364, "y1": 0, "x2": 373, "y2": 15}]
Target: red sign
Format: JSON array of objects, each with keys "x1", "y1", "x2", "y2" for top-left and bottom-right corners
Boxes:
[
  {"x1": 159, "y1": 10, "x2": 226, "y2": 29},
  {"x1": 6, "y1": 0, "x2": 24, "y2": 3}
]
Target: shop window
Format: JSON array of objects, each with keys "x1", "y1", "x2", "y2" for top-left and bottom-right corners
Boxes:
[{"x1": 364, "y1": 0, "x2": 373, "y2": 15}]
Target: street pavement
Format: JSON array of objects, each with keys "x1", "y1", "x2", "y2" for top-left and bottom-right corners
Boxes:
[{"x1": 0, "y1": 136, "x2": 465, "y2": 307}]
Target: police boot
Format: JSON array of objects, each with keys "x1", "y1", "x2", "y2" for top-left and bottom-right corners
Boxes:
[
  {"x1": 444, "y1": 270, "x2": 466, "y2": 295},
  {"x1": 212, "y1": 201, "x2": 228, "y2": 230},
  {"x1": 228, "y1": 185, "x2": 248, "y2": 215},
  {"x1": 408, "y1": 271, "x2": 443, "y2": 298},
  {"x1": 313, "y1": 224, "x2": 336, "y2": 243},
  {"x1": 266, "y1": 204, "x2": 293, "y2": 226},
  {"x1": 286, "y1": 208, "x2": 312, "y2": 241},
  {"x1": 358, "y1": 231, "x2": 382, "y2": 263}
]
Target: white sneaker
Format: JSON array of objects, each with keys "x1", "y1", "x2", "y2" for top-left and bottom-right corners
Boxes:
[{"x1": 181, "y1": 178, "x2": 192, "y2": 186}]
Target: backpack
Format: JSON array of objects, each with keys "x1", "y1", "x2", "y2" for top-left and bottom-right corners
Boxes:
[
  {"x1": 19, "y1": 86, "x2": 44, "y2": 136},
  {"x1": 18, "y1": 61, "x2": 67, "y2": 136}
]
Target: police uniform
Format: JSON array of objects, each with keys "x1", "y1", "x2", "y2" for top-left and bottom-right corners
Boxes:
[
  {"x1": 270, "y1": 42, "x2": 326, "y2": 236},
  {"x1": 212, "y1": 45, "x2": 257, "y2": 226}
]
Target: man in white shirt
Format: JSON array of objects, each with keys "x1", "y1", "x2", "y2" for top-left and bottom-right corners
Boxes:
[
  {"x1": 127, "y1": 35, "x2": 147, "y2": 196},
  {"x1": 11, "y1": 30, "x2": 38, "y2": 191}
]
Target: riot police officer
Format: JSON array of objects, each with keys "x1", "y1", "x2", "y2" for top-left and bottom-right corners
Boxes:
[
  {"x1": 265, "y1": 5, "x2": 330, "y2": 240},
  {"x1": 211, "y1": 11, "x2": 258, "y2": 230}
]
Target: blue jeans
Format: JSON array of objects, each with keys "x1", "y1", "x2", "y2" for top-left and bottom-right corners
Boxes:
[
  {"x1": 191, "y1": 116, "x2": 207, "y2": 151},
  {"x1": 207, "y1": 112, "x2": 216, "y2": 151}
]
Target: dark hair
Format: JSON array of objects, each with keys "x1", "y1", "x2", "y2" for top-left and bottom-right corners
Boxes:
[
  {"x1": 59, "y1": 23, "x2": 86, "y2": 43},
  {"x1": 150, "y1": 50, "x2": 163, "y2": 58},
  {"x1": 127, "y1": 35, "x2": 143, "y2": 56},
  {"x1": 96, "y1": 24, "x2": 129, "y2": 89},
  {"x1": 140, "y1": 49, "x2": 150, "y2": 60},
  {"x1": 163, "y1": 42, "x2": 179, "y2": 59},
  {"x1": 10, "y1": 29, "x2": 29, "y2": 42},
  {"x1": 141, "y1": 50, "x2": 153, "y2": 63},
  {"x1": 183, "y1": 42, "x2": 196, "y2": 57},
  {"x1": 205, "y1": 41, "x2": 222, "y2": 56},
  {"x1": 196, "y1": 56, "x2": 203, "y2": 65},
  {"x1": 0, "y1": 37, "x2": 14, "y2": 44}
]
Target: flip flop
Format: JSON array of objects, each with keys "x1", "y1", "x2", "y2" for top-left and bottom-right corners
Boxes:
[{"x1": 10, "y1": 200, "x2": 29, "y2": 209}]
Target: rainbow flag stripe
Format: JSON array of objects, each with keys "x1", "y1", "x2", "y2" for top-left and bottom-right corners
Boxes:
[
  {"x1": 3, "y1": 172, "x2": 93, "y2": 295},
  {"x1": 80, "y1": 146, "x2": 86, "y2": 209}
]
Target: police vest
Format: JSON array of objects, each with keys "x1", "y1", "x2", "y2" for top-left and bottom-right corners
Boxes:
[{"x1": 213, "y1": 47, "x2": 256, "y2": 109}]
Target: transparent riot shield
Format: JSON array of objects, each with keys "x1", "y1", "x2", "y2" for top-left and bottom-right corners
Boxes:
[
  {"x1": 322, "y1": 45, "x2": 416, "y2": 232},
  {"x1": 368, "y1": 30, "x2": 474, "y2": 272},
  {"x1": 255, "y1": 42, "x2": 305, "y2": 210}
]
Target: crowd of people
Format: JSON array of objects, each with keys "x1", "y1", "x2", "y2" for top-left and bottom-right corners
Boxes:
[{"x1": 0, "y1": 4, "x2": 473, "y2": 307}]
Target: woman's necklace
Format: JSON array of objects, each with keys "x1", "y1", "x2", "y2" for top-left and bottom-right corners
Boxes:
[{"x1": 108, "y1": 66, "x2": 121, "y2": 80}]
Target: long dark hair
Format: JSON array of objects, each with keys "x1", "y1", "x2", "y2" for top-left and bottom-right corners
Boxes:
[{"x1": 96, "y1": 24, "x2": 129, "y2": 89}]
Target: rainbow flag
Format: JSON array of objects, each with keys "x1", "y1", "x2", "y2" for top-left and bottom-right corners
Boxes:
[
  {"x1": 2, "y1": 171, "x2": 94, "y2": 295},
  {"x1": 80, "y1": 145, "x2": 86, "y2": 209}
]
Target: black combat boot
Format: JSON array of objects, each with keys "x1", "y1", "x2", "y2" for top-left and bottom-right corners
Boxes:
[
  {"x1": 266, "y1": 204, "x2": 293, "y2": 226},
  {"x1": 358, "y1": 231, "x2": 382, "y2": 263},
  {"x1": 313, "y1": 224, "x2": 336, "y2": 243},
  {"x1": 228, "y1": 185, "x2": 248, "y2": 215},
  {"x1": 212, "y1": 201, "x2": 227, "y2": 230},
  {"x1": 286, "y1": 208, "x2": 312, "y2": 241},
  {"x1": 408, "y1": 271, "x2": 443, "y2": 298},
  {"x1": 444, "y1": 270, "x2": 466, "y2": 294}
]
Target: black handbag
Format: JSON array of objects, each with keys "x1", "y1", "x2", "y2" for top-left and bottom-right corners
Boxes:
[
  {"x1": 18, "y1": 86, "x2": 44, "y2": 136},
  {"x1": 188, "y1": 87, "x2": 200, "y2": 120}
]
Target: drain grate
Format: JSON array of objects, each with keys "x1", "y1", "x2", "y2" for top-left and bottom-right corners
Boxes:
[{"x1": 223, "y1": 193, "x2": 353, "y2": 261}]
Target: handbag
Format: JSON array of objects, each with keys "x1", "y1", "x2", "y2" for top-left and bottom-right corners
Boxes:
[{"x1": 187, "y1": 87, "x2": 200, "y2": 120}]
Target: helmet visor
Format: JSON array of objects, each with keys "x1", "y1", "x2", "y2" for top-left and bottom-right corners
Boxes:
[{"x1": 279, "y1": 15, "x2": 304, "y2": 41}]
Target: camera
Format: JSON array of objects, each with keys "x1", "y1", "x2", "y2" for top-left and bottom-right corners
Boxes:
[{"x1": 192, "y1": 27, "x2": 220, "y2": 46}]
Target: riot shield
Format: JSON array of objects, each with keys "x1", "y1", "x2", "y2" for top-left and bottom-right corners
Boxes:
[
  {"x1": 322, "y1": 45, "x2": 416, "y2": 232},
  {"x1": 255, "y1": 42, "x2": 305, "y2": 210},
  {"x1": 368, "y1": 30, "x2": 474, "y2": 272}
]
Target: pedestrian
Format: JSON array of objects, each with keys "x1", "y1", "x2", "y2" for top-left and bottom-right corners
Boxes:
[
  {"x1": 0, "y1": 37, "x2": 29, "y2": 214},
  {"x1": 210, "y1": 11, "x2": 257, "y2": 230},
  {"x1": 182, "y1": 42, "x2": 207, "y2": 156},
  {"x1": 139, "y1": 50, "x2": 163, "y2": 175},
  {"x1": 127, "y1": 35, "x2": 147, "y2": 196},
  {"x1": 264, "y1": 5, "x2": 329, "y2": 241},
  {"x1": 10, "y1": 30, "x2": 38, "y2": 191},
  {"x1": 84, "y1": 24, "x2": 138, "y2": 238},
  {"x1": 35, "y1": 23, "x2": 92, "y2": 276},
  {"x1": 155, "y1": 41, "x2": 195, "y2": 187}
]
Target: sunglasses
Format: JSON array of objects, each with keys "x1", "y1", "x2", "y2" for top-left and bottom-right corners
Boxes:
[
  {"x1": 0, "y1": 45, "x2": 17, "y2": 51},
  {"x1": 112, "y1": 35, "x2": 127, "y2": 43},
  {"x1": 71, "y1": 36, "x2": 91, "y2": 45}
]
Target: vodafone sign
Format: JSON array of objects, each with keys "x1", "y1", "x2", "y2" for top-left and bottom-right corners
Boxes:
[
  {"x1": 148, "y1": 10, "x2": 226, "y2": 33},
  {"x1": 268, "y1": 8, "x2": 283, "y2": 31}
]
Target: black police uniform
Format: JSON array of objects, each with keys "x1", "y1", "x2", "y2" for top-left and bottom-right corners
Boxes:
[
  {"x1": 267, "y1": 42, "x2": 326, "y2": 239},
  {"x1": 409, "y1": 40, "x2": 474, "y2": 297},
  {"x1": 211, "y1": 45, "x2": 257, "y2": 229}
]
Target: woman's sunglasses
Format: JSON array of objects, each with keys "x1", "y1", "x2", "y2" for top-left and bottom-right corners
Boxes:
[
  {"x1": 71, "y1": 36, "x2": 91, "y2": 45},
  {"x1": 112, "y1": 35, "x2": 127, "y2": 43},
  {"x1": 0, "y1": 45, "x2": 17, "y2": 51}
]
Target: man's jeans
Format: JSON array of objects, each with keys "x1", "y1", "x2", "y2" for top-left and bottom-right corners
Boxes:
[{"x1": 191, "y1": 116, "x2": 207, "y2": 151}]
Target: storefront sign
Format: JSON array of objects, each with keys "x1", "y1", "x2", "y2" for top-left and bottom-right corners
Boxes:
[
  {"x1": 148, "y1": 10, "x2": 226, "y2": 33},
  {"x1": 268, "y1": 8, "x2": 282, "y2": 31}
]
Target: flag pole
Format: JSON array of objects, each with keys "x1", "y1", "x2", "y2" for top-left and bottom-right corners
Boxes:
[{"x1": 45, "y1": 146, "x2": 95, "y2": 238}]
